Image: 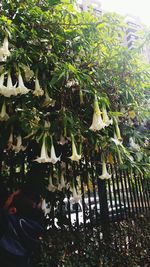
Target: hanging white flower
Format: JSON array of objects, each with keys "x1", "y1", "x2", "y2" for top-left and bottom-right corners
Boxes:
[
  {"x1": 0, "y1": 73, "x2": 4, "y2": 86},
  {"x1": 7, "y1": 131, "x2": 13, "y2": 149},
  {"x1": 70, "y1": 184, "x2": 81, "y2": 203},
  {"x1": 47, "y1": 175, "x2": 57, "y2": 192},
  {"x1": 41, "y1": 198, "x2": 46, "y2": 211},
  {"x1": 13, "y1": 135, "x2": 26, "y2": 152},
  {"x1": 102, "y1": 106, "x2": 113, "y2": 126},
  {"x1": 114, "y1": 118, "x2": 122, "y2": 141},
  {"x1": 89, "y1": 96, "x2": 106, "y2": 131},
  {"x1": 22, "y1": 64, "x2": 34, "y2": 81},
  {"x1": 58, "y1": 174, "x2": 68, "y2": 191},
  {"x1": 1, "y1": 73, "x2": 17, "y2": 97},
  {"x1": 129, "y1": 137, "x2": 140, "y2": 151},
  {"x1": 111, "y1": 133, "x2": 122, "y2": 146},
  {"x1": 50, "y1": 142, "x2": 61, "y2": 164},
  {"x1": 69, "y1": 137, "x2": 81, "y2": 162},
  {"x1": 144, "y1": 138, "x2": 149, "y2": 147},
  {"x1": 0, "y1": 36, "x2": 10, "y2": 61},
  {"x1": 44, "y1": 120, "x2": 51, "y2": 131},
  {"x1": 0, "y1": 102, "x2": 9, "y2": 121},
  {"x1": 34, "y1": 137, "x2": 51, "y2": 163},
  {"x1": 89, "y1": 113, "x2": 106, "y2": 131},
  {"x1": 41, "y1": 199, "x2": 50, "y2": 215},
  {"x1": 16, "y1": 70, "x2": 30, "y2": 95},
  {"x1": 33, "y1": 76, "x2": 44, "y2": 97},
  {"x1": 42, "y1": 90, "x2": 56, "y2": 107},
  {"x1": 0, "y1": 73, "x2": 6, "y2": 94},
  {"x1": 99, "y1": 160, "x2": 111, "y2": 180}
]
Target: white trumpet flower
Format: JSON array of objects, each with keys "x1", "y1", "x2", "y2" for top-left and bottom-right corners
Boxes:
[
  {"x1": 50, "y1": 143, "x2": 61, "y2": 164},
  {"x1": 102, "y1": 106, "x2": 113, "y2": 126},
  {"x1": 13, "y1": 135, "x2": 26, "y2": 152},
  {"x1": 41, "y1": 199, "x2": 50, "y2": 215},
  {"x1": 34, "y1": 137, "x2": 51, "y2": 163},
  {"x1": 22, "y1": 65, "x2": 34, "y2": 81},
  {"x1": 42, "y1": 91, "x2": 56, "y2": 107},
  {"x1": 89, "y1": 113, "x2": 106, "y2": 131},
  {"x1": 58, "y1": 174, "x2": 66, "y2": 191},
  {"x1": 89, "y1": 96, "x2": 106, "y2": 131},
  {"x1": 33, "y1": 76, "x2": 44, "y2": 97},
  {"x1": 0, "y1": 36, "x2": 10, "y2": 61},
  {"x1": 71, "y1": 185, "x2": 81, "y2": 203},
  {"x1": 129, "y1": 137, "x2": 140, "y2": 151},
  {"x1": 16, "y1": 71, "x2": 30, "y2": 95},
  {"x1": 0, "y1": 73, "x2": 6, "y2": 94},
  {"x1": 0, "y1": 73, "x2": 4, "y2": 86},
  {"x1": 47, "y1": 175, "x2": 57, "y2": 192},
  {"x1": 7, "y1": 131, "x2": 13, "y2": 149},
  {"x1": 0, "y1": 102, "x2": 9, "y2": 121},
  {"x1": 99, "y1": 160, "x2": 111, "y2": 180},
  {"x1": 69, "y1": 138, "x2": 81, "y2": 162},
  {"x1": 1, "y1": 73, "x2": 17, "y2": 97},
  {"x1": 41, "y1": 199, "x2": 46, "y2": 211},
  {"x1": 111, "y1": 133, "x2": 122, "y2": 146},
  {"x1": 44, "y1": 120, "x2": 51, "y2": 131},
  {"x1": 114, "y1": 118, "x2": 122, "y2": 141}
]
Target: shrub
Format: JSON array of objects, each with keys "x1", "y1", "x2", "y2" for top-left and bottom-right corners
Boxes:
[{"x1": 31, "y1": 216, "x2": 150, "y2": 267}]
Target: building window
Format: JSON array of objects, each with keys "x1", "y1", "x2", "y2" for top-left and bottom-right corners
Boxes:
[
  {"x1": 126, "y1": 28, "x2": 137, "y2": 35},
  {"x1": 128, "y1": 41, "x2": 135, "y2": 49},
  {"x1": 127, "y1": 35, "x2": 138, "y2": 42}
]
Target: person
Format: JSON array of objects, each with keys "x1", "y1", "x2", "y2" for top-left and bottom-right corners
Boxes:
[{"x1": 0, "y1": 184, "x2": 44, "y2": 267}]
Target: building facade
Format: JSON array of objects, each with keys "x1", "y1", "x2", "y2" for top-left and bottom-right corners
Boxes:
[
  {"x1": 124, "y1": 16, "x2": 150, "y2": 63},
  {"x1": 125, "y1": 16, "x2": 141, "y2": 50},
  {"x1": 77, "y1": 0, "x2": 102, "y2": 15},
  {"x1": 74, "y1": 1, "x2": 150, "y2": 63}
]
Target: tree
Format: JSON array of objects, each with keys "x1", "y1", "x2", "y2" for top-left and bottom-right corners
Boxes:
[{"x1": 0, "y1": 0, "x2": 149, "y2": 197}]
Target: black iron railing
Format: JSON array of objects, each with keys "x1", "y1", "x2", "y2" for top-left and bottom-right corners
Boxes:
[
  {"x1": 0, "y1": 151, "x2": 149, "y2": 232},
  {"x1": 48, "y1": 161, "x2": 150, "y2": 231}
]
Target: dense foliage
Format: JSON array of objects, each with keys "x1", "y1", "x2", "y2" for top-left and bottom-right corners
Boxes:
[
  {"x1": 31, "y1": 217, "x2": 150, "y2": 267},
  {"x1": 0, "y1": 1, "x2": 150, "y2": 266},
  {"x1": 0, "y1": 0, "x2": 149, "y2": 195}
]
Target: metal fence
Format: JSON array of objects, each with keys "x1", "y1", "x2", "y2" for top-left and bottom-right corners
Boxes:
[
  {"x1": 48, "y1": 159, "x2": 150, "y2": 231},
  {"x1": 0, "y1": 150, "x2": 150, "y2": 231}
]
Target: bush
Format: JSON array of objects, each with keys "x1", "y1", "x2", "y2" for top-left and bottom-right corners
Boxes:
[{"x1": 31, "y1": 216, "x2": 150, "y2": 267}]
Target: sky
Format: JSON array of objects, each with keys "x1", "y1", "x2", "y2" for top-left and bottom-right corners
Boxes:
[{"x1": 99, "y1": 0, "x2": 150, "y2": 26}]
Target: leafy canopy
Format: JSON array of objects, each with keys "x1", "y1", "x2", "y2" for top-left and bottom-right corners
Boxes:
[{"x1": 0, "y1": 0, "x2": 150, "y2": 190}]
